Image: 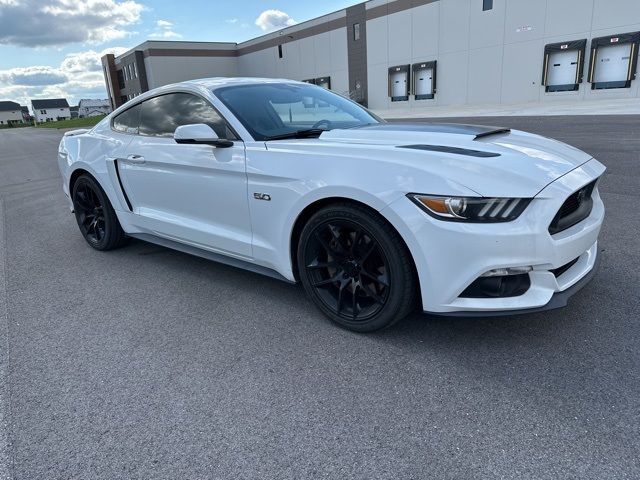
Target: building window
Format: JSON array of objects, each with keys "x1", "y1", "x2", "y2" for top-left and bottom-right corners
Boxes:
[
  {"x1": 117, "y1": 70, "x2": 125, "y2": 89},
  {"x1": 278, "y1": 45, "x2": 283, "y2": 59},
  {"x1": 133, "y1": 62, "x2": 138, "y2": 79},
  {"x1": 40, "y1": 110, "x2": 46, "y2": 114},
  {"x1": 483, "y1": 0, "x2": 493, "y2": 11},
  {"x1": 353, "y1": 23, "x2": 360, "y2": 41}
]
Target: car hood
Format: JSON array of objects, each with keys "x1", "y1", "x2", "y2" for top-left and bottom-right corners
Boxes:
[{"x1": 317, "y1": 123, "x2": 593, "y2": 197}]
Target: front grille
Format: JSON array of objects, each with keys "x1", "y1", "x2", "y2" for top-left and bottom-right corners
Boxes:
[
  {"x1": 550, "y1": 257, "x2": 580, "y2": 278},
  {"x1": 548, "y1": 180, "x2": 597, "y2": 235}
]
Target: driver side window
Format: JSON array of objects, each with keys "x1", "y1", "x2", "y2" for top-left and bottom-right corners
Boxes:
[{"x1": 138, "y1": 93, "x2": 237, "y2": 139}]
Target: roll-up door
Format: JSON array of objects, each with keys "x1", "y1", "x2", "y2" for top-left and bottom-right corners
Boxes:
[
  {"x1": 388, "y1": 65, "x2": 410, "y2": 102},
  {"x1": 542, "y1": 40, "x2": 586, "y2": 92},
  {"x1": 412, "y1": 61, "x2": 437, "y2": 100},
  {"x1": 588, "y1": 32, "x2": 640, "y2": 89}
]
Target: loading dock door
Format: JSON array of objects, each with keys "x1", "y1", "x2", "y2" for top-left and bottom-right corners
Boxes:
[
  {"x1": 548, "y1": 51, "x2": 580, "y2": 89},
  {"x1": 589, "y1": 31, "x2": 640, "y2": 89},
  {"x1": 542, "y1": 40, "x2": 586, "y2": 92},
  {"x1": 391, "y1": 72, "x2": 407, "y2": 97},
  {"x1": 593, "y1": 44, "x2": 633, "y2": 86},
  {"x1": 415, "y1": 68, "x2": 433, "y2": 96},
  {"x1": 315, "y1": 77, "x2": 331, "y2": 90},
  {"x1": 388, "y1": 65, "x2": 410, "y2": 102},
  {"x1": 413, "y1": 61, "x2": 437, "y2": 100}
]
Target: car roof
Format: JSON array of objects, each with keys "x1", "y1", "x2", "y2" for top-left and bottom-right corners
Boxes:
[
  {"x1": 181, "y1": 77, "x2": 306, "y2": 91},
  {"x1": 106, "y1": 77, "x2": 312, "y2": 124}
]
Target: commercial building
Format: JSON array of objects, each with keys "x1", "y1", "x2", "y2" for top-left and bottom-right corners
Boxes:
[
  {"x1": 0, "y1": 101, "x2": 26, "y2": 126},
  {"x1": 102, "y1": 0, "x2": 640, "y2": 111},
  {"x1": 31, "y1": 99, "x2": 71, "y2": 123}
]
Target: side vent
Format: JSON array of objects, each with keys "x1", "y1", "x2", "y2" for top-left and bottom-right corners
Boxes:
[{"x1": 113, "y1": 159, "x2": 133, "y2": 211}]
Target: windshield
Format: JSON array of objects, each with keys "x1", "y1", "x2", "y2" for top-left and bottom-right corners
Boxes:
[{"x1": 214, "y1": 83, "x2": 382, "y2": 141}]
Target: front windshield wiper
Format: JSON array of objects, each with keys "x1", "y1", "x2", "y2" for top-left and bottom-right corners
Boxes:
[{"x1": 264, "y1": 128, "x2": 326, "y2": 141}]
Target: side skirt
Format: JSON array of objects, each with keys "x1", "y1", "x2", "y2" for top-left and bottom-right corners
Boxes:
[{"x1": 127, "y1": 233, "x2": 296, "y2": 284}]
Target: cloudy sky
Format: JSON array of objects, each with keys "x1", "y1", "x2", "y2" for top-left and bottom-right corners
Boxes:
[{"x1": 0, "y1": 0, "x2": 358, "y2": 108}]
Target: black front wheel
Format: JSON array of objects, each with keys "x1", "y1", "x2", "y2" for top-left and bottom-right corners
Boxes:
[
  {"x1": 72, "y1": 174, "x2": 127, "y2": 251},
  {"x1": 298, "y1": 203, "x2": 417, "y2": 332}
]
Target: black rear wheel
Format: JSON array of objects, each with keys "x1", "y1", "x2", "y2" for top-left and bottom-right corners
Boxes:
[
  {"x1": 72, "y1": 174, "x2": 127, "y2": 251},
  {"x1": 298, "y1": 203, "x2": 416, "y2": 332}
]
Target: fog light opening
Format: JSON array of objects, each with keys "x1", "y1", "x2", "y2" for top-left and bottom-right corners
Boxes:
[{"x1": 481, "y1": 266, "x2": 533, "y2": 278}]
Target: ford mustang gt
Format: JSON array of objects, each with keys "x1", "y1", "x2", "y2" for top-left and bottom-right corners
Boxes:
[{"x1": 58, "y1": 78, "x2": 605, "y2": 332}]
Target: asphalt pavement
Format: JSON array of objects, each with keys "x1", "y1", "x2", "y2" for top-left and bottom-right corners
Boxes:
[{"x1": 0, "y1": 117, "x2": 639, "y2": 479}]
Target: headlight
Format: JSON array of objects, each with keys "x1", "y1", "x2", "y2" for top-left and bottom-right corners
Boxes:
[{"x1": 407, "y1": 194, "x2": 531, "y2": 222}]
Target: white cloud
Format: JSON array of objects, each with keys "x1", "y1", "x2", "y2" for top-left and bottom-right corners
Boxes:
[
  {"x1": 149, "y1": 30, "x2": 182, "y2": 39},
  {"x1": 225, "y1": 18, "x2": 238, "y2": 24},
  {"x1": 0, "y1": 47, "x2": 127, "y2": 107},
  {"x1": 255, "y1": 9, "x2": 296, "y2": 32},
  {"x1": 0, "y1": 66, "x2": 67, "y2": 86},
  {"x1": 0, "y1": 0, "x2": 144, "y2": 47},
  {"x1": 60, "y1": 47, "x2": 128, "y2": 74},
  {"x1": 150, "y1": 18, "x2": 182, "y2": 39}
]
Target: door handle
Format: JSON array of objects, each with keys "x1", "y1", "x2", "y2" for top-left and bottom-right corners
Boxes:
[{"x1": 126, "y1": 154, "x2": 145, "y2": 164}]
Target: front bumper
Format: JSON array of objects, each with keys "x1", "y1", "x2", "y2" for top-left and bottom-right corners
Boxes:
[{"x1": 382, "y1": 158, "x2": 606, "y2": 314}]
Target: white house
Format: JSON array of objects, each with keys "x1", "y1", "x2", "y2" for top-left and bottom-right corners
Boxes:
[
  {"x1": 78, "y1": 99, "x2": 111, "y2": 117},
  {"x1": 0, "y1": 101, "x2": 26, "y2": 126},
  {"x1": 31, "y1": 99, "x2": 71, "y2": 123}
]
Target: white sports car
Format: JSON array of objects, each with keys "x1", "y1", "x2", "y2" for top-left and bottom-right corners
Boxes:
[{"x1": 58, "y1": 78, "x2": 605, "y2": 332}]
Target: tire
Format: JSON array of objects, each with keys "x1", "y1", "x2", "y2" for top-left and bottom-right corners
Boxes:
[
  {"x1": 297, "y1": 203, "x2": 417, "y2": 332},
  {"x1": 72, "y1": 174, "x2": 127, "y2": 251}
]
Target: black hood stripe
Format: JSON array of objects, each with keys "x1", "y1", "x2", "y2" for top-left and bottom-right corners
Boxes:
[
  {"x1": 357, "y1": 122, "x2": 511, "y2": 139},
  {"x1": 398, "y1": 144, "x2": 501, "y2": 158}
]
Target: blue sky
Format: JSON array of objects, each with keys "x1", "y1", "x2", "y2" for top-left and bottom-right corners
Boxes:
[{"x1": 0, "y1": 0, "x2": 360, "y2": 106}]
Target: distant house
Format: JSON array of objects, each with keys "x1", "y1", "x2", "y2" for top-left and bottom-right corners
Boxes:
[
  {"x1": 70, "y1": 106, "x2": 79, "y2": 119},
  {"x1": 31, "y1": 98, "x2": 71, "y2": 123},
  {"x1": 0, "y1": 101, "x2": 26, "y2": 126},
  {"x1": 78, "y1": 99, "x2": 111, "y2": 118}
]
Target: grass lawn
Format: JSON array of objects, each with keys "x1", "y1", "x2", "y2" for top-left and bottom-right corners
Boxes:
[{"x1": 35, "y1": 115, "x2": 106, "y2": 129}]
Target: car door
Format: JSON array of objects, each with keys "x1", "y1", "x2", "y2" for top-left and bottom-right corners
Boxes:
[{"x1": 117, "y1": 92, "x2": 253, "y2": 258}]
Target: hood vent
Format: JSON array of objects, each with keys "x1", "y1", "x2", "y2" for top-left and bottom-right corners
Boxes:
[
  {"x1": 398, "y1": 144, "x2": 501, "y2": 158},
  {"x1": 473, "y1": 127, "x2": 511, "y2": 140}
]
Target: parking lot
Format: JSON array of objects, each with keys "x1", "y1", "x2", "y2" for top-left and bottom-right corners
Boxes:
[{"x1": 0, "y1": 116, "x2": 639, "y2": 479}]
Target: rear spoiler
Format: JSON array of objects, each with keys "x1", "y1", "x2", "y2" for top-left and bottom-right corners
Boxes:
[{"x1": 473, "y1": 128, "x2": 511, "y2": 140}]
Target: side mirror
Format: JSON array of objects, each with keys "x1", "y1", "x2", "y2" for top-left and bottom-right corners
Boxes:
[{"x1": 174, "y1": 124, "x2": 233, "y2": 148}]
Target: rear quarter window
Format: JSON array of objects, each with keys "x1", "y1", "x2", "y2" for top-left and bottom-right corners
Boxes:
[{"x1": 112, "y1": 104, "x2": 141, "y2": 134}]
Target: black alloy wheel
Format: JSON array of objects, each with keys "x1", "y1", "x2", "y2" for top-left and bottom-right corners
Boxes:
[
  {"x1": 72, "y1": 174, "x2": 127, "y2": 251},
  {"x1": 298, "y1": 203, "x2": 416, "y2": 332}
]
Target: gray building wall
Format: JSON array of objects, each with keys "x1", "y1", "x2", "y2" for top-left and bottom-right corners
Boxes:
[
  {"x1": 236, "y1": 10, "x2": 350, "y2": 96},
  {"x1": 104, "y1": 0, "x2": 640, "y2": 111},
  {"x1": 365, "y1": 0, "x2": 640, "y2": 110}
]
